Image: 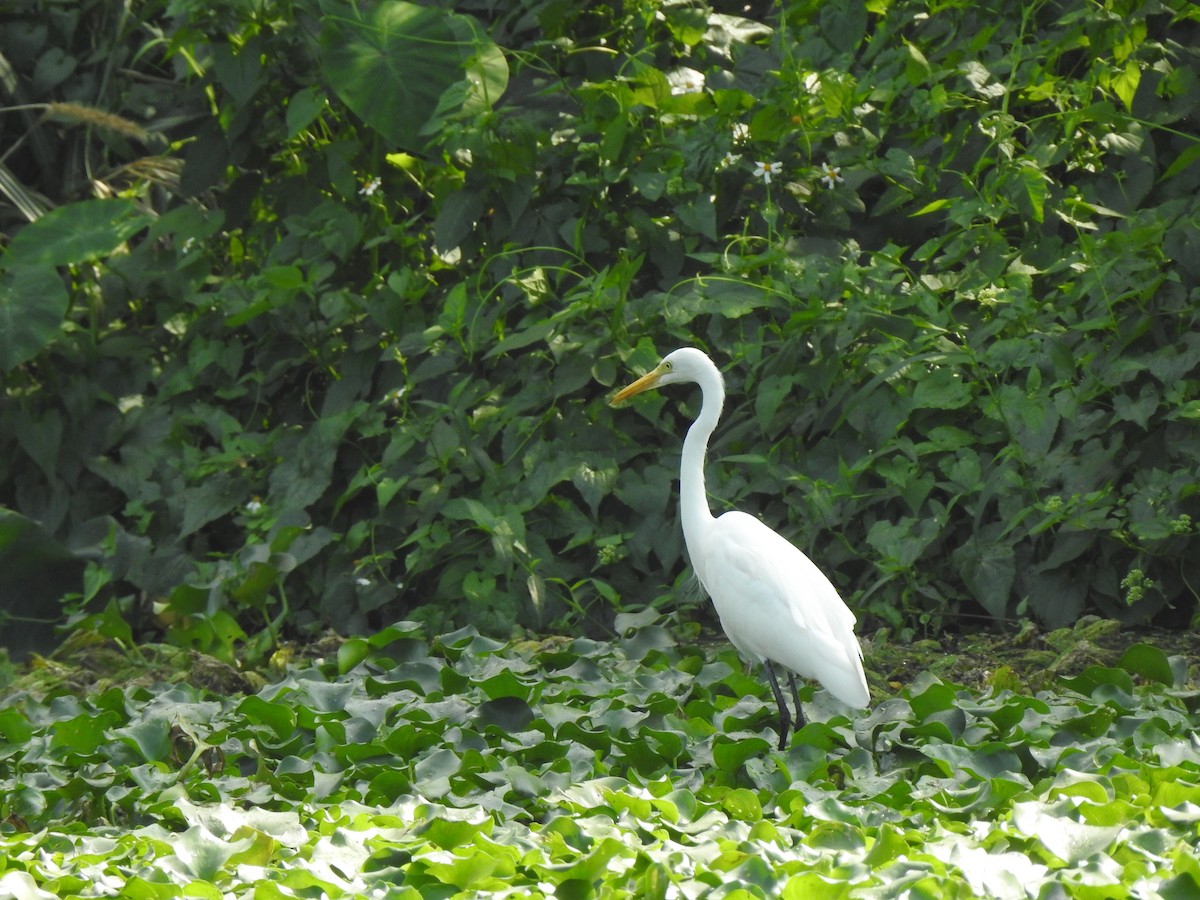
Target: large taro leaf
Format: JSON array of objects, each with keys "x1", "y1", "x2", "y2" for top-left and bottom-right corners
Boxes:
[
  {"x1": 0, "y1": 265, "x2": 67, "y2": 370},
  {"x1": 4, "y1": 198, "x2": 151, "y2": 267},
  {"x1": 318, "y1": 2, "x2": 507, "y2": 149},
  {"x1": 0, "y1": 197, "x2": 151, "y2": 370}
]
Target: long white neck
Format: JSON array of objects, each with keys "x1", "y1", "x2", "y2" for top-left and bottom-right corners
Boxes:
[{"x1": 680, "y1": 363, "x2": 724, "y2": 582}]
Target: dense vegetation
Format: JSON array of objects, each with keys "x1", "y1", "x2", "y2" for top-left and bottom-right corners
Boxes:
[
  {"x1": 2, "y1": 0, "x2": 1199, "y2": 663},
  {"x1": 3, "y1": 3, "x2": 1200, "y2": 896},
  {"x1": 0, "y1": 617, "x2": 1198, "y2": 897}
]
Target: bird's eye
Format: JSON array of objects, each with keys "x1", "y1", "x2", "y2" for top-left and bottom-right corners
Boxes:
[{"x1": 663, "y1": 361, "x2": 672, "y2": 370}]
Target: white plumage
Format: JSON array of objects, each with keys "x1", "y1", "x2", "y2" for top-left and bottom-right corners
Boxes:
[{"x1": 612, "y1": 347, "x2": 869, "y2": 747}]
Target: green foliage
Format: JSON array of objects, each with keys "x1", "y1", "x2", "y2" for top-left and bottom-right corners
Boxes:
[
  {"x1": 0, "y1": 621, "x2": 1198, "y2": 895},
  {"x1": 319, "y1": 1, "x2": 508, "y2": 149},
  {"x1": 1, "y1": 0, "x2": 1199, "y2": 651}
]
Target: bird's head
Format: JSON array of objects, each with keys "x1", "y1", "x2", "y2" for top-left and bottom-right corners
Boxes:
[{"x1": 609, "y1": 348, "x2": 720, "y2": 405}]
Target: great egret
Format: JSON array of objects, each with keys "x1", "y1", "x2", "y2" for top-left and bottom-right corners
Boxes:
[{"x1": 611, "y1": 348, "x2": 869, "y2": 749}]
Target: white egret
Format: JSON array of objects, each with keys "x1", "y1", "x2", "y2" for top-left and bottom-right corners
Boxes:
[{"x1": 611, "y1": 348, "x2": 869, "y2": 749}]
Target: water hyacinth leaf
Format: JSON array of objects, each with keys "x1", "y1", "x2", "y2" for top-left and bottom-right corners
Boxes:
[
  {"x1": 477, "y1": 696, "x2": 535, "y2": 731},
  {"x1": 421, "y1": 817, "x2": 493, "y2": 850},
  {"x1": 1060, "y1": 666, "x2": 1135, "y2": 697},
  {"x1": 415, "y1": 747, "x2": 461, "y2": 784},
  {"x1": 114, "y1": 715, "x2": 172, "y2": 763},
  {"x1": 714, "y1": 736, "x2": 773, "y2": 772},
  {"x1": 300, "y1": 679, "x2": 356, "y2": 713},
  {"x1": 2, "y1": 616, "x2": 1200, "y2": 896},
  {"x1": 0, "y1": 707, "x2": 33, "y2": 744},
  {"x1": 434, "y1": 852, "x2": 511, "y2": 890},
  {"x1": 781, "y1": 871, "x2": 855, "y2": 899},
  {"x1": 370, "y1": 660, "x2": 443, "y2": 694},
  {"x1": 1010, "y1": 801, "x2": 1124, "y2": 863},
  {"x1": 907, "y1": 677, "x2": 958, "y2": 719},
  {"x1": 1118, "y1": 643, "x2": 1176, "y2": 686},
  {"x1": 175, "y1": 799, "x2": 307, "y2": 845},
  {"x1": 51, "y1": 710, "x2": 121, "y2": 754},
  {"x1": 613, "y1": 606, "x2": 664, "y2": 634},
  {"x1": 619, "y1": 624, "x2": 675, "y2": 659},
  {"x1": 479, "y1": 667, "x2": 530, "y2": 701},
  {"x1": 168, "y1": 825, "x2": 249, "y2": 880},
  {"x1": 237, "y1": 695, "x2": 297, "y2": 741},
  {"x1": 0, "y1": 871, "x2": 57, "y2": 900},
  {"x1": 367, "y1": 769, "x2": 411, "y2": 805},
  {"x1": 337, "y1": 636, "x2": 371, "y2": 673},
  {"x1": 722, "y1": 787, "x2": 763, "y2": 821}
]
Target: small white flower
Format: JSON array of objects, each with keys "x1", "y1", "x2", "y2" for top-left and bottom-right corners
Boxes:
[
  {"x1": 181, "y1": 237, "x2": 196, "y2": 253},
  {"x1": 356, "y1": 577, "x2": 372, "y2": 587},
  {"x1": 359, "y1": 177, "x2": 382, "y2": 197},
  {"x1": 752, "y1": 160, "x2": 783, "y2": 184},
  {"x1": 820, "y1": 162, "x2": 844, "y2": 188},
  {"x1": 245, "y1": 499, "x2": 263, "y2": 514},
  {"x1": 670, "y1": 69, "x2": 705, "y2": 95},
  {"x1": 720, "y1": 152, "x2": 740, "y2": 169},
  {"x1": 731, "y1": 122, "x2": 750, "y2": 144}
]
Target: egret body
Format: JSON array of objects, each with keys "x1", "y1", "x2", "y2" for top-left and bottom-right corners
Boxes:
[{"x1": 611, "y1": 348, "x2": 869, "y2": 748}]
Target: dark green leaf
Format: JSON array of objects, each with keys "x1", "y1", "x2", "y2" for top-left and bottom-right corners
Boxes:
[
  {"x1": 0, "y1": 265, "x2": 69, "y2": 370},
  {"x1": 5, "y1": 199, "x2": 151, "y2": 267}
]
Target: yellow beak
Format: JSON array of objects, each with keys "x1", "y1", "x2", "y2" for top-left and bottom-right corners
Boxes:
[{"x1": 609, "y1": 364, "x2": 666, "y2": 406}]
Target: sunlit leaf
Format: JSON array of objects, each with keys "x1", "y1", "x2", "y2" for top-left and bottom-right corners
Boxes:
[
  {"x1": 319, "y1": 2, "x2": 505, "y2": 149},
  {"x1": 5, "y1": 199, "x2": 151, "y2": 267}
]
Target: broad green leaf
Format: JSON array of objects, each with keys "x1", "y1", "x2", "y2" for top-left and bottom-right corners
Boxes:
[
  {"x1": 319, "y1": 3, "x2": 505, "y2": 149},
  {"x1": 0, "y1": 871, "x2": 56, "y2": 900},
  {"x1": 422, "y1": 817, "x2": 493, "y2": 850},
  {"x1": 1110, "y1": 59, "x2": 1141, "y2": 112},
  {"x1": 713, "y1": 736, "x2": 772, "y2": 772},
  {"x1": 51, "y1": 710, "x2": 121, "y2": 754},
  {"x1": 956, "y1": 540, "x2": 1016, "y2": 619},
  {"x1": 434, "y1": 189, "x2": 485, "y2": 255},
  {"x1": 168, "y1": 826, "x2": 247, "y2": 881},
  {"x1": 114, "y1": 714, "x2": 171, "y2": 762},
  {"x1": 337, "y1": 637, "x2": 371, "y2": 674},
  {"x1": 1016, "y1": 160, "x2": 1048, "y2": 224},
  {"x1": 477, "y1": 697, "x2": 535, "y2": 731},
  {"x1": 1118, "y1": 643, "x2": 1175, "y2": 686},
  {"x1": 911, "y1": 366, "x2": 972, "y2": 409},
  {"x1": 1011, "y1": 801, "x2": 1123, "y2": 863},
  {"x1": 0, "y1": 707, "x2": 33, "y2": 744},
  {"x1": 5, "y1": 198, "x2": 150, "y2": 267},
  {"x1": 723, "y1": 787, "x2": 763, "y2": 821},
  {"x1": 1060, "y1": 665, "x2": 1135, "y2": 697},
  {"x1": 177, "y1": 475, "x2": 245, "y2": 538},
  {"x1": 286, "y1": 86, "x2": 326, "y2": 136},
  {"x1": 0, "y1": 264, "x2": 69, "y2": 370},
  {"x1": 237, "y1": 695, "x2": 298, "y2": 741}
]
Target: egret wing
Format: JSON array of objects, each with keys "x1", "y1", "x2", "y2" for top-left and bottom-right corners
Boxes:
[{"x1": 696, "y1": 511, "x2": 869, "y2": 708}]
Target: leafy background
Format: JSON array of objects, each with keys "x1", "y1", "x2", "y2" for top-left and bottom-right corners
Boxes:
[
  {"x1": 1, "y1": 616, "x2": 1199, "y2": 897},
  {"x1": 3, "y1": 1, "x2": 1200, "y2": 896},
  {"x1": 1, "y1": 0, "x2": 1199, "y2": 654}
]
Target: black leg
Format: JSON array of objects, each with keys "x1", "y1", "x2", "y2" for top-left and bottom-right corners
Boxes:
[
  {"x1": 788, "y1": 671, "x2": 806, "y2": 730},
  {"x1": 763, "y1": 661, "x2": 791, "y2": 750}
]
